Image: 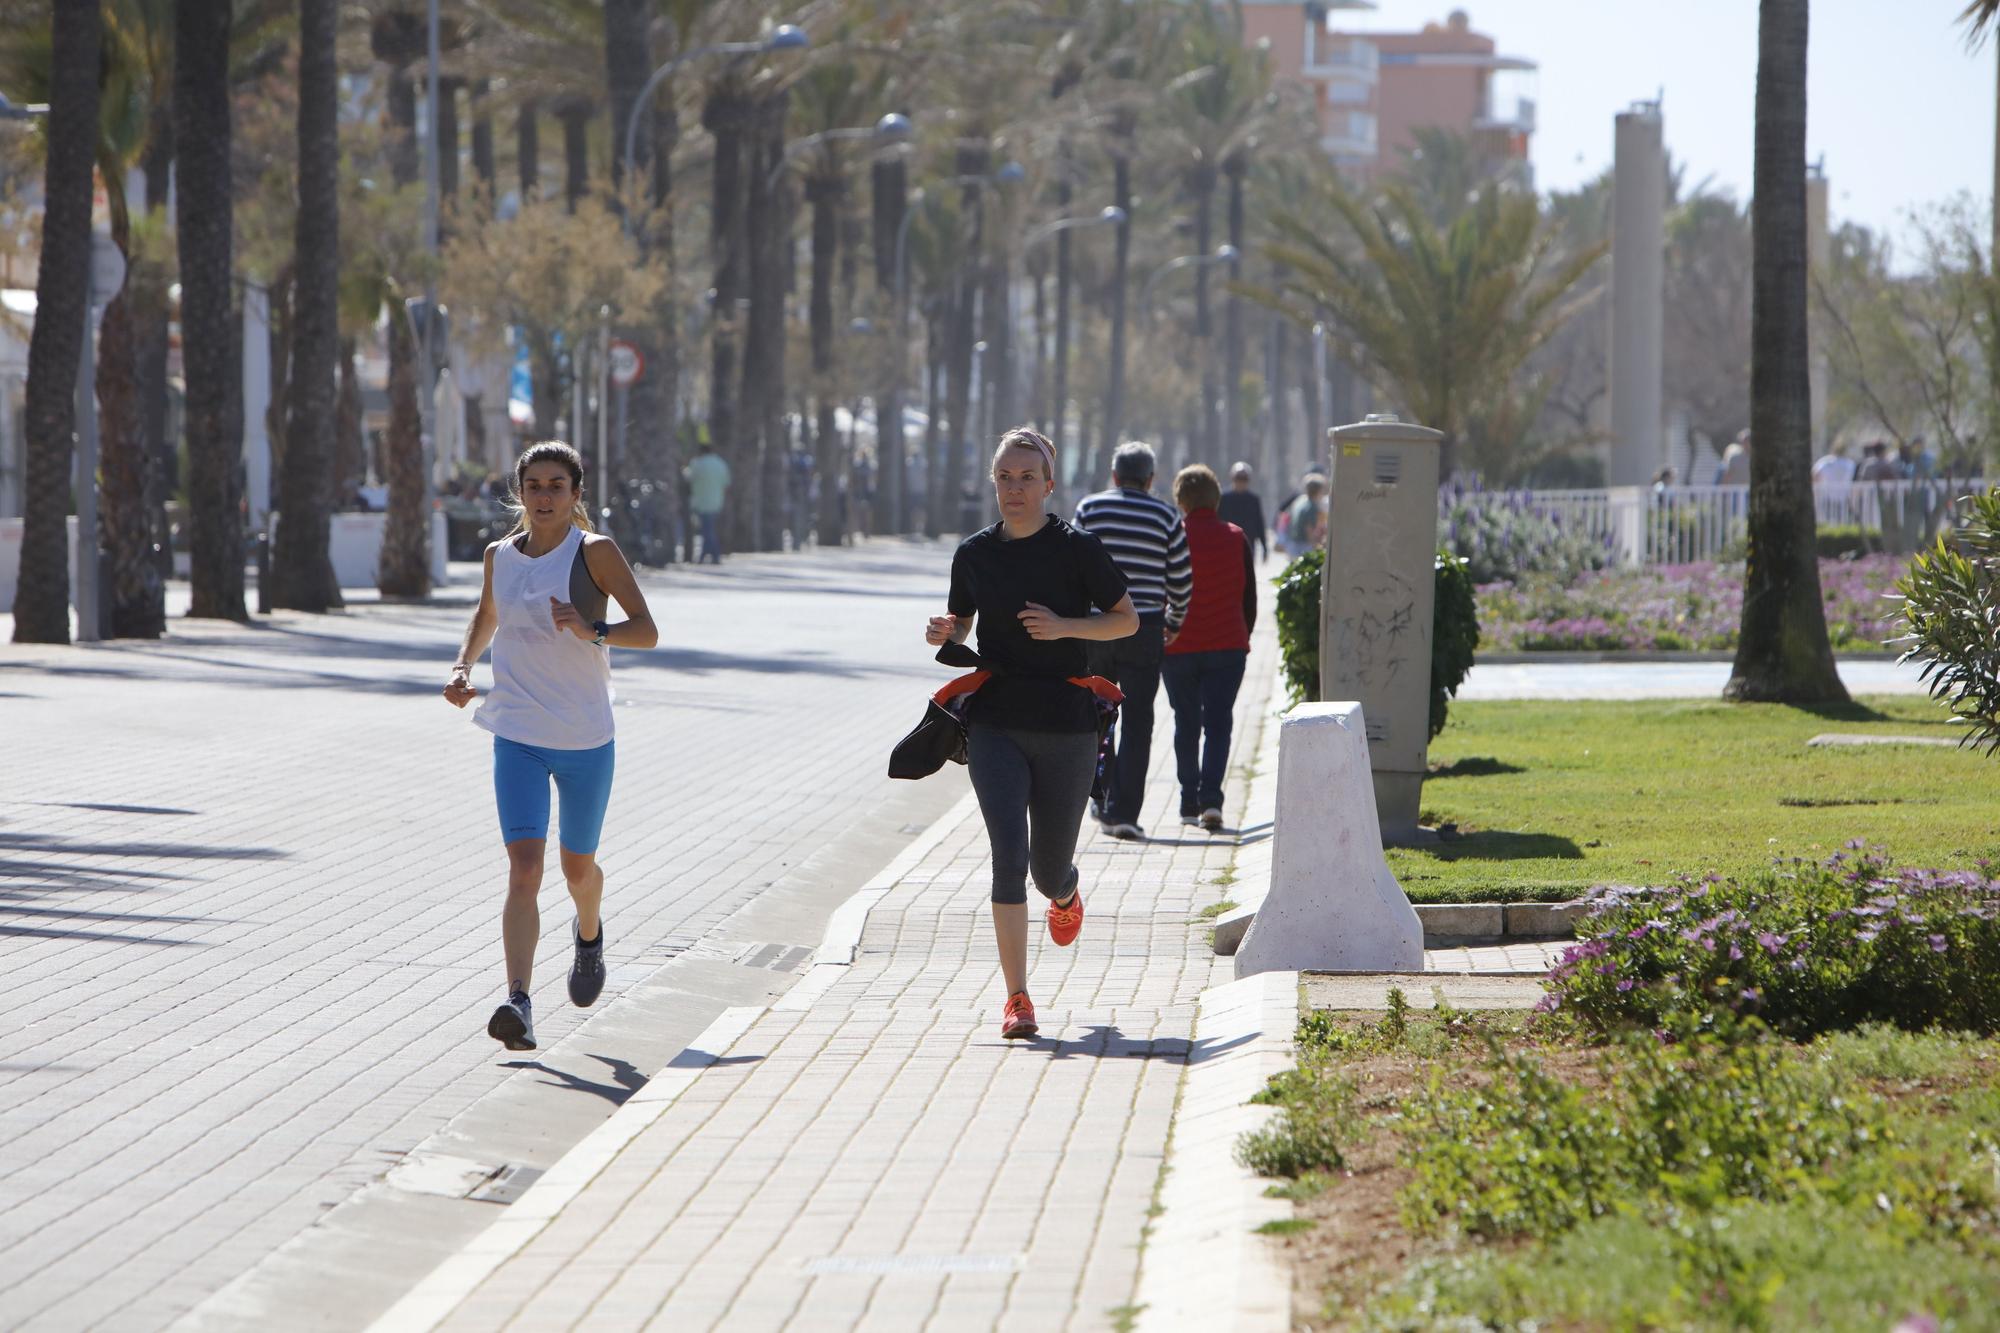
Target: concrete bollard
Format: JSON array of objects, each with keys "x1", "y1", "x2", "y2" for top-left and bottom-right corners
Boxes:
[{"x1": 1235, "y1": 702, "x2": 1425, "y2": 976}]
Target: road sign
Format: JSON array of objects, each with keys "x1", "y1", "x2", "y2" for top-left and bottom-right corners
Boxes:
[
  {"x1": 607, "y1": 339, "x2": 644, "y2": 387},
  {"x1": 89, "y1": 231, "x2": 126, "y2": 306}
]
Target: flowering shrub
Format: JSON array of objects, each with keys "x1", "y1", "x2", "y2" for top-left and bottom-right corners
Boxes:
[
  {"x1": 1439, "y1": 494, "x2": 1614, "y2": 585},
  {"x1": 1542, "y1": 847, "x2": 2000, "y2": 1037},
  {"x1": 1477, "y1": 555, "x2": 1910, "y2": 653}
]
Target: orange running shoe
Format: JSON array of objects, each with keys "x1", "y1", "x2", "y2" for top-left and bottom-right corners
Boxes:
[
  {"x1": 1046, "y1": 884, "x2": 1084, "y2": 947},
  {"x1": 1001, "y1": 991, "x2": 1038, "y2": 1040}
]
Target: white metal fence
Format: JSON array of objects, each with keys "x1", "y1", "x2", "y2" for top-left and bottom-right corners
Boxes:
[{"x1": 1440, "y1": 478, "x2": 1991, "y2": 568}]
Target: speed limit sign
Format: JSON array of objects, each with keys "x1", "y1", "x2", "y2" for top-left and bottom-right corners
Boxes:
[{"x1": 607, "y1": 339, "x2": 645, "y2": 387}]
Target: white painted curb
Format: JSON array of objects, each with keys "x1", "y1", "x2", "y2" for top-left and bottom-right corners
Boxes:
[{"x1": 1135, "y1": 970, "x2": 1298, "y2": 1333}]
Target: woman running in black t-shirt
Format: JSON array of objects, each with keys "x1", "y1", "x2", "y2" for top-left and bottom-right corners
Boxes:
[{"x1": 925, "y1": 428, "x2": 1139, "y2": 1039}]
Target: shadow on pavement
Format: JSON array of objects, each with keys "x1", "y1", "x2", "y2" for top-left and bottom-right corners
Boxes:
[
  {"x1": 1033, "y1": 1025, "x2": 1255, "y2": 1064},
  {"x1": 0, "y1": 922, "x2": 211, "y2": 945},
  {"x1": 0, "y1": 833, "x2": 287, "y2": 861},
  {"x1": 501, "y1": 1053, "x2": 650, "y2": 1106}
]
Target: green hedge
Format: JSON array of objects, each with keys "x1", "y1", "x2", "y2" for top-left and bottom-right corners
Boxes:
[{"x1": 1273, "y1": 548, "x2": 1479, "y2": 741}]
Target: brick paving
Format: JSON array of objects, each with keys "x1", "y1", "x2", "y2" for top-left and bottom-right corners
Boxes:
[
  {"x1": 0, "y1": 545, "x2": 976, "y2": 1331},
  {"x1": 412, "y1": 604, "x2": 1286, "y2": 1333}
]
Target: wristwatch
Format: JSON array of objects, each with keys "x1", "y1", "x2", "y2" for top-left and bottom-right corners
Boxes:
[{"x1": 591, "y1": 620, "x2": 609, "y2": 646}]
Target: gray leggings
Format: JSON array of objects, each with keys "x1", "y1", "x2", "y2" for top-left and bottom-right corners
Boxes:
[{"x1": 967, "y1": 723, "x2": 1098, "y2": 905}]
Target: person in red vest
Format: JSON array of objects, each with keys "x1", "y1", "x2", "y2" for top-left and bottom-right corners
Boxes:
[{"x1": 1161, "y1": 464, "x2": 1257, "y2": 833}]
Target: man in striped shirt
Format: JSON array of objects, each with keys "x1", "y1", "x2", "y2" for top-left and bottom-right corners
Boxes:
[{"x1": 1073, "y1": 442, "x2": 1192, "y2": 839}]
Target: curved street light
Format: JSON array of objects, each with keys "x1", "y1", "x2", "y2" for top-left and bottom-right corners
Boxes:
[
  {"x1": 1023, "y1": 204, "x2": 1126, "y2": 251},
  {"x1": 1138, "y1": 244, "x2": 1239, "y2": 316},
  {"x1": 765, "y1": 112, "x2": 912, "y2": 190},
  {"x1": 620, "y1": 23, "x2": 811, "y2": 228}
]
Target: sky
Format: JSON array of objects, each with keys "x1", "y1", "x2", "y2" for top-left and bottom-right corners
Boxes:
[{"x1": 1332, "y1": 0, "x2": 1996, "y2": 264}]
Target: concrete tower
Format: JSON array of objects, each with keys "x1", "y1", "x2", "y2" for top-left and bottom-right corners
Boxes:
[{"x1": 1609, "y1": 101, "x2": 1665, "y2": 486}]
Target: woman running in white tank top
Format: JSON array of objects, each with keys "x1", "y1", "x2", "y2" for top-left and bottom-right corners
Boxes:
[{"x1": 443, "y1": 442, "x2": 659, "y2": 1051}]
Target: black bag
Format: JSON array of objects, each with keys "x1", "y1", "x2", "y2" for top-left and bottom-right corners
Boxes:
[{"x1": 888, "y1": 698, "x2": 969, "y2": 779}]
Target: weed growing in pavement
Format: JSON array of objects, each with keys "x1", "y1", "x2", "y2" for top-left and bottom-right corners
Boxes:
[
  {"x1": 1253, "y1": 1218, "x2": 1316, "y2": 1236},
  {"x1": 1195, "y1": 899, "x2": 1239, "y2": 921},
  {"x1": 1106, "y1": 1303, "x2": 1145, "y2": 1333},
  {"x1": 1541, "y1": 847, "x2": 2000, "y2": 1038}
]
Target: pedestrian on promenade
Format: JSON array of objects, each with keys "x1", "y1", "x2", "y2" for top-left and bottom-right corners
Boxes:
[
  {"x1": 684, "y1": 440, "x2": 731, "y2": 564},
  {"x1": 444, "y1": 442, "x2": 660, "y2": 1052},
  {"x1": 1072, "y1": 442, "x2": 1191, "y2": 840},
  {"x1": 927, "y1": 427, "x2": 1139, "y2": 1040},
  {"x1": 1162, "y1": 465, "x2": 1255, "y2": 833},
  {"x1": 1216, "y1": 461, "x2": 1268, "y2": 561},
  {"x1": 1282, "y1": 474, "x2": 1327, "y2": 557}
]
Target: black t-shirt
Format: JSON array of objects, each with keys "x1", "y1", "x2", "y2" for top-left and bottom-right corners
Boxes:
[{"x1": 947, "y1": 516, "x2": 1129, "y2": 732}]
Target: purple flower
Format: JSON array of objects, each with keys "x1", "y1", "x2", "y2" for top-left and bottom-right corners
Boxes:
[
  {"x1": 1617, "y1": 979, "x2": 1637, "y2": 992},
  {"x1": 1929, "y1": 935, "x2": 1948, "y2": 953},
  {"x1": 1728, "y1": 945, "x2": 1743, "y2": 961}
]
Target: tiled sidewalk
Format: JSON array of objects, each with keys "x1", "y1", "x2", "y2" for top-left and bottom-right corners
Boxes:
[{"x1": 391, "y1": 621, "x2": 1285, "y2": 1333}]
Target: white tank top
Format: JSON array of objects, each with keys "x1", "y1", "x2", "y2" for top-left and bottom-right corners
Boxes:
[{"x1": 473, "y1": 525, "x2": 615, "y2": 750}]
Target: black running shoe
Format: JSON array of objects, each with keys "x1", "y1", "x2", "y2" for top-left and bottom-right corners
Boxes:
[
  {"x1": 488, "y1": 990, "x2": 536, "y2": 1050},
  {"x1": 568, "y1": 922, "x2": 607, "y2": 1008}
]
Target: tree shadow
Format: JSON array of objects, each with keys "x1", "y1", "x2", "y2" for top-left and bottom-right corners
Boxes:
[
  {"x1": 0, "y1": 922, "x2": 211, "y2": 945},
  {"x1": 1429, "y1": 756, "x2": 1526, "y2": 779},
  {"x1": 47, "y1": 803, "x2": 199, "y2": 817},
  {"x1": 1792, "y1": 700, "x2": 1898, "y2": 724},
  {"x1": 1421, "y1": 831, "x2": 1584, "y2": 862},
  {"x1": 0, "y1": 833, "x2": 286, "y2": 861}
]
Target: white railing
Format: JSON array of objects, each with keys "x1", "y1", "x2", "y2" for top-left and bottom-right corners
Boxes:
[{"x1": 1440, "y1": 478, "x2": 1989, "y2": 569}]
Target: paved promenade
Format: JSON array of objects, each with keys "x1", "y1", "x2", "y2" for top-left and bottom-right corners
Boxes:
[{"x1": 0, "y1": 545, "x2": 971, "y2": 1330}]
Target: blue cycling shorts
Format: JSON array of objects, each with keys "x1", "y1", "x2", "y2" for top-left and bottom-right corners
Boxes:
[{"x1": 492, "y1": 736, "x2": 616, "y2": 855}]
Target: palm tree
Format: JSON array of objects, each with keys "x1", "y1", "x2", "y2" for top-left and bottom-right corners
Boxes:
[
  {"x1": 1724, "y1": 0, "x2": 1848, "y2": 703},
  {"x1": 741, "y1": 85, "x2": 792, "y2": 551},
  {"x1": 1164, "y1": 2, "x2": 1267, "y2": 465},
  {"x1": 1254, "y1": 175, "x2": 1603, "y2": 480},
  {"x1": 176, "y1": 0, "x2": 247, "y2": 620},
  {"x1": 10, "y1": 0, "x2": 99, "y2": 644},
  {"x1": 270, "y1": 0, "x2": 342, "y2": 612},
  {"x1": 1959, "y1": 3, "x2": 2000, "y2": 258},
  {"x1": 369, "y1": 6, "x2": 432, "y2": 598}
]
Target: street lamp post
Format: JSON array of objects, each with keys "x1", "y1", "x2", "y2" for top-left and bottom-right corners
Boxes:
[
  {"x1": 1138, "y1": 244, "x2": 1239, "y2": 316},
  {"x1": 1022, "y1": 206, "x2": 1124, "y2": 463},
  {"x1": 764, "y1": 112, "x2": 911, "y2": 192},
  {"x1": 619, "y1": 24, "x2": 810, "y2": 238}
]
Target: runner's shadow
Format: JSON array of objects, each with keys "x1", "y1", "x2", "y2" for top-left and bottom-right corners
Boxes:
[
  {"x1": 502, "y1": 1053, "x2": 652, "y2": 1105},
  {"x1": 1033, "y1": 1025, "x2": 1254, "y2": 1063}
]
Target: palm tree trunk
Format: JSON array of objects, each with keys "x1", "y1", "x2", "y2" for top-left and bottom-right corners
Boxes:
[
  {"x1": 273, "y1": 0, "x2": 343, "y2": 613},
  {"x1": 745, "y1": 91, "x2": 792, "y2": 551},
  {"x1": 517, "y1": 99, "x2": 539, "y2": 202},
  {"x1": 872, "y1": 156, "x2": 907, "y2": 532},
  {"x1": 1193, "y1": 168, "x2": 1220, "y2": 466},
  {"x1": 1224, "y1": 155, "x2": 1248, "y2": 467},
  {"x1": 140, "y1": 94, "x2": 174, "y2": 583},
  {"x1": 1724, "y1": 0, "x2": 1846, "y2": 704},
  {"x1": 377, "y1": 52, "x2": 429, "y2": 598},
  {"x1": 1267, "y1": 302, "x2": 1289, "y2": 490},
  {"x1": 470, "y1": 78, "x2": 496, "y2": 209},
  {"x1": 336, "y1": 336, "x2": 364, "y2": 492},
  {"x1": 602, "y1": 0, "x2": 667, "y2": 506},
  {"x1": 97, "y1": 187, "x2": 166, "y2": 638},
  {"x1": 175, "y1": 0, "x2": 246, "y2": 621},
  {"x1": 1052, "y1": 178, "x2": 1072, "y2": 456},
  {"x1": 809, "y1": 172, "x2": 844, "y2": 546},
  {"x1": 379, "y1": 301, "x2": 431, "y2": 597},
  {"x1": 560, "y1": 99, "x2": 590, "y2": 214},
  {"x1": 704, "y1": 89, "x2": 751, "y2": 543},
  {"x1": 437, "y1": 77, "x2": 460, "y2": 204},
  {"x1": 936, "y1": 142, "x2": 989, "y2": 537},
  {"x1": 1097, "y1": 150, "x2": 1131, "y2": 490}
]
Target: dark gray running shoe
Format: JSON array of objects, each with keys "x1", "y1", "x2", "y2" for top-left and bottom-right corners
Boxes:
[
  {"x1": 568, "y1": 922, "x2": 607, "y2": 1008},
  {"x1": 488, "y1": 990, "x2": 536, "y2": 1050}
]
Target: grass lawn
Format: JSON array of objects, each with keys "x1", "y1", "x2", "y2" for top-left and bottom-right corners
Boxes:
[{"x1": 1393, "y1": 694, "x2": 2000, "y2": 902}]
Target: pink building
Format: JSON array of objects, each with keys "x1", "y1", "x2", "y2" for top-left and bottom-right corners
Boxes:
[{"x1": 1242, "y1": 4, "x2": 1536, "y2": 182}]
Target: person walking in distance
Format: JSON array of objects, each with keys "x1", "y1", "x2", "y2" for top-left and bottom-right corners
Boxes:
[
  {"x1": 444, "y1": 442, "x2": 660, "y2": 1051},
  {"x1": 1282, "y1": 473, "x2": 1328, "y2": 557},
  {"x1": 1162, "y1": 465, "x2": 1256, "y2": 832},
  {"x1": 683, "y1": 439, "x2": 731, "y2": 564},
  {"x1": 928, "y1": 427, "x2": 1139, "y2": 1039},
  {"x1": 1071, "y1": 442, "x2": 1191, "y2": 840},
  {"x1": 1217, "y1": 461, "x2": 1268, "y2": 561}
]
